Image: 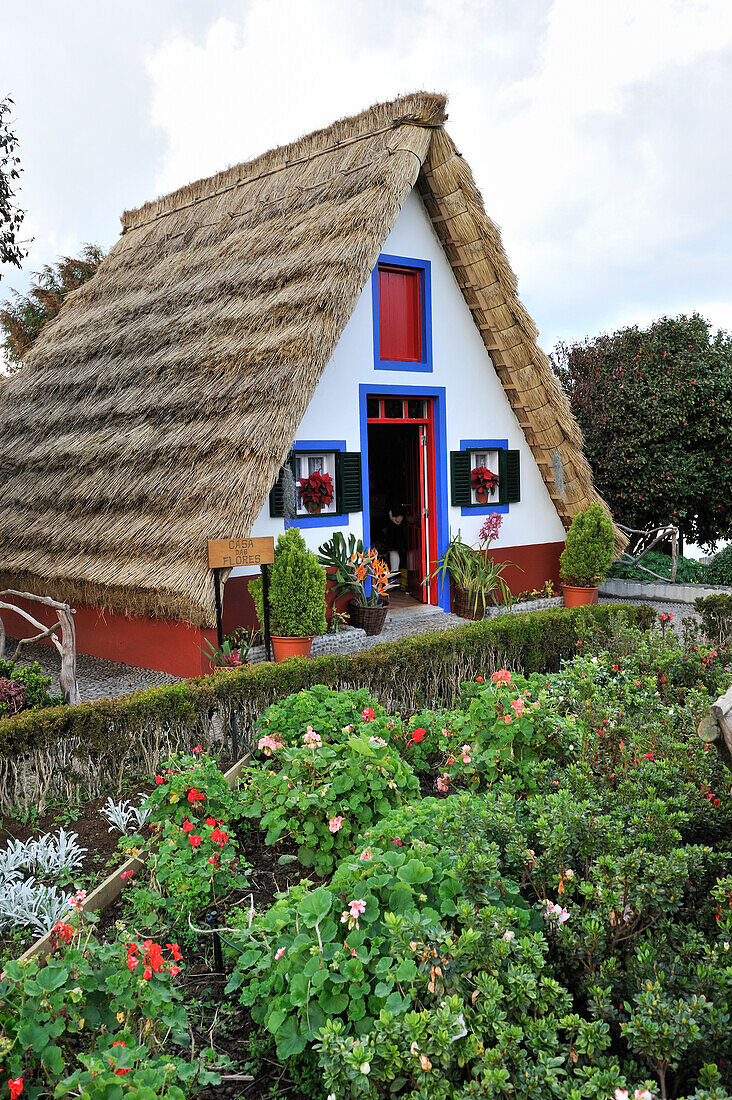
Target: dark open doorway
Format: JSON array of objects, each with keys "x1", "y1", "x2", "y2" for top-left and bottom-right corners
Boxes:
[{"x1": 365, "y1": 395, "x2": 437, "y2": 604}]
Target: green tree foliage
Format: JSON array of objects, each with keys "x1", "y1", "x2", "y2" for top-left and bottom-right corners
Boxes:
[
  {"x1": 0, "y1": 96, "x2": 27, "y2": 273},
  {"x1": 559, "y1": 503, "x2": 616, "y2": 586},
  {"x1": 0, "y1": 243, "x2": 105, "y2": 368},
  {"x1": 255, "y1": 527, "x2": 327, "y2": 637},
  {"x1": 553, "y1": 314, "x2": 732, "y2": 547}
]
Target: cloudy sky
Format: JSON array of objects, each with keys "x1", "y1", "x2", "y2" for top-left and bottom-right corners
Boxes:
[{"x1": 2, "y1": 0, "x2": 731, "y2": 354}]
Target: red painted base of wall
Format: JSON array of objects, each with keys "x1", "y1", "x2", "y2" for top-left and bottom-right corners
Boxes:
[
  {"x1": 486, "y1": 540, "x2": 564, "y2": 598},
  {"x1": 1, "y1": 542, "x2": 564, "y2": 678},
  {"x1": 1, "y1": 598, "x2": 218, "y2": 679}
]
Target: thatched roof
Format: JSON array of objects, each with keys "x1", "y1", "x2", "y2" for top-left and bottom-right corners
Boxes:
[{"x1": 0, "y1": 92, "x2": 619, "y2": 628}]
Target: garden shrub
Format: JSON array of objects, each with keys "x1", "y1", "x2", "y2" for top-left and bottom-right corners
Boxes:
[
  {"x1": 0, "y1": 604, "x2": 656, "y2": 815},
  {"x1": 122, "y1": 751, "x2": 250, "y2": 931},
  {"x1": 0, "y1": 658, "x2": 60, "y2": 716},
  {"x1": 609, "y1": 550, "x2": 708, "y2": 584},
  {"x1": 704, "y1": 543, "x2": 732, "y2": 586},
  {"x1": 226, "y1": 836, "x2": 532, "y2": 1062},
  {"x1": 433, "y1": 670, "x2": 573, "y2": 795},
  {"x1": 695, "y1": 594, "x2": 732, "y2": 648},
  {"x1": 238, "y1": 729, "x2": 419, "y2": 875},
  {"x1": 559, "y1": 503, "x2": 616, "y2": 586},
  {"x1": 0, "y1": 930, "x2": 225, "y2": 1094},
  {"x1": 249, "y1": 527, "x2": 326, "y2": 638},
  {"x1": 254, "y1": 684, "x2": 388, "y2": 748}
]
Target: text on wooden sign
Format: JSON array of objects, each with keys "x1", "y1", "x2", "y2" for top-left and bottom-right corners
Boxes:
[{"x1": 207, "y1": 537, "x2": 275, "y2": 569}]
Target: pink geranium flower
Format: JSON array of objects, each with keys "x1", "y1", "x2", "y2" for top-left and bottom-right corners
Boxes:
[
  {"x1": 349, "y1": 899, "x2": 366, "y2": 918},
  {"x1": 436, "y1": 773, "x2": 450, "y2": 792},
  {"x1": 461, "y1": 745, "x2": 472, "y2": 763},
  {"x1": 361, "y1": 707, "x2": 376, "y2": 721},
  {"x1": 492, "y1": 669, "x2": 511, "y2": 683},
  {"x1": 329, "y1": 816, "x2": 344, "y2": 833},
  {"x1": 303, "y1": 726, "x2": 322, "y2": 747},
  {"x1": 274, "y1": 947, "x2": 286, "y2": 960}
]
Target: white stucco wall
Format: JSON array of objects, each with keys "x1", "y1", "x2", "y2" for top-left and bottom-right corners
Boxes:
[{"x1": 234, "y1": 188, "x2": 565, "y2": 578}]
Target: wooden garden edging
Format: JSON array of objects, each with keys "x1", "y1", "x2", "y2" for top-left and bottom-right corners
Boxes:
[{"x1": 9, "y1": 754, "x2": 251, "y2": 970}]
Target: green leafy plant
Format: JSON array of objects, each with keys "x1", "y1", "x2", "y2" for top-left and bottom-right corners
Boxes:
[
  {"x1": 553, "y1": 313, "x2": 732, "y2": 547},
  {"x1": 0, "y1": 659, "x2": 61, "y2": 714},
  {"x1": 609, "y1": 550, "x2": 707, "y2": 584},
  {"x1": 226, "y1": 834, "x2": 531, "y2": 1061},
  {"x1": 317, "y1": 532, "x2": 366, "y2": 597},
  {"x1": 704, "y1": 544, "x2": 732, "y2": 585},
  {"x1": 201, "y1": 628, "x2": 253, "y2": 668},
  {"x1": 250, "y1": 527, "x2": 326, "y2": 637},
  {"x1": 0, "y1": 930, "x2": 225, "y2": 1093},
  {"x1": 427, "y1": 530, "x2": 516, "y2": 615},
  {"x1": 695, "y1": 594, "x2": 732, "y2": 647},
  {"x1": 239, "y1": 728, "x2": 418, "y2": 875},
  {"x1": 436, "y1": 670, "x2": 570, "y2": 794},
  {"x1": 560, "y1": 503, "x2": 616, "y2": 587},
  {"x1": 254, "y1": 685, "x2": 388, "y2": 749}
]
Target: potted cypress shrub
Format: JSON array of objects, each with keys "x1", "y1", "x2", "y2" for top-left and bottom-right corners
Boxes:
[
  {"x1": 249, "y1": 528, "x2": 326, "y2": 661},
  {"x1": 559, "y1": 503, "x2": 616, "y2": 607}
]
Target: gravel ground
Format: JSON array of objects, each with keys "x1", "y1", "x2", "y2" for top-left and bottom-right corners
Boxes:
[
  {"x1": 5, "y1": 595, "x2": 699, "y2": 703},
  {"x1": 6, "y1": 641, "x2": 183, "y2": 701}
]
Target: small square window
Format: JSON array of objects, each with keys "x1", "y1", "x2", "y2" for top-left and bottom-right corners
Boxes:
[
  {"x1": 366, "y1": 397, "x2": 380, "y2": 419},
  {"x1": 408, "y1": 400, "x2": 426, "y2": 419},
  {"x1": 295, "y1": 451, "x2": 337, "y2": 516},
  {"x1": 470, "y1": 450, "x2": 499, "y2": 505}
]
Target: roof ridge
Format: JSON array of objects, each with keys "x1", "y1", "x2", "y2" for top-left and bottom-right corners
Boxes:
[
  {"x1": 122, "y1": 113, "x2": 443, "y2": 236},
  {"x1": 121, "y1": 91, "x2": 447, "y2": 233}
]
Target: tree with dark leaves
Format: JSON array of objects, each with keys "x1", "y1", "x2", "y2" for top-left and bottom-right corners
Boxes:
[
  {"x1": 1, "y1": 244, "x2": 105, "y2": 368},
  {"x1": 553, "y1": 313, "x2": 732, "y2": 549},
  {"x1": 0, "y1": 96, "x2": 28, "y2": 273}
]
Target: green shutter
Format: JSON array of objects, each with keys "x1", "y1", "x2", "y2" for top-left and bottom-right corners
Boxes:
[
  {"x1": 269, "y1": 452, "x2": 296, "y2": 517},
  {"x1": 450, "y1": 450, "x2": 472, "y2": 507},
  {"x1": 498, "y1": 449, "x2": 521, "y2": 504},
  {"x1": 337, "y1": 452, "x2": 362, "y2": 513}
]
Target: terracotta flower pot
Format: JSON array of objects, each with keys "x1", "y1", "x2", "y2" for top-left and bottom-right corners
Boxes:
[
  {"x1": 306, "y1": 501, "x2": 322, "y2": 515},
  {"x1": 560, "y1": 583, "x2": 599, "y2": 608},
  {"x1": 476, "y1": 489, "x2": 489, "y2": 504},
  {"x1": 271, "y1": 635, "x2": 315, "y2": 662},
  {"x1": 324, "y1": 567, "x2": 351, "y2": 628}
]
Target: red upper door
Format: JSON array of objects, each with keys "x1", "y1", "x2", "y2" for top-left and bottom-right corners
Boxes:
[{"x1": 378, "y1": 265, "x2": 422, "y2": 362}]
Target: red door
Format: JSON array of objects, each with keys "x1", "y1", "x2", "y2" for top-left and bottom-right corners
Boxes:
[{"x1": 366, "y1": 397, "x2": 437, "y2": 604}]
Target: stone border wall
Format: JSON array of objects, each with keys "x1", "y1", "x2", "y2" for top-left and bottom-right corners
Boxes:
[{"x1": 600, "y1": 578, "x2": 732, "y2": 604}]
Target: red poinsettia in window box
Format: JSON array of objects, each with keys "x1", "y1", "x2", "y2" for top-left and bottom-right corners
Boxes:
[
  {"x1": 470, "y1": 465, "x2": 499, "y2": 503},
  {"x1": 298, "y1": 470, "x2": 335, "y2": 514}
]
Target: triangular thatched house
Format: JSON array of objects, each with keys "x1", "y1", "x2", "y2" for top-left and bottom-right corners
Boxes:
[{"x1": 0, "y1": 92, "x2": 617, "y2": 675}]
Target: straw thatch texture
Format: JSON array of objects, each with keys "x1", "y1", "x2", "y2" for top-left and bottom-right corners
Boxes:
[{"x1": 0, "y1": 91, "x2": 620, "y2": 628}]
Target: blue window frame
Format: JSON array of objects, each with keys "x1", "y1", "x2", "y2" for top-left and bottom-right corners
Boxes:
[
  {"x1": 460, "y1": 438, "x2": 510, "y2": 516},
  {"x1": 371, "y1": 253, "x2": 433, "y2": 373},
  {"x1": 359, "y1": 384, "x2": 450, "y2": 611},
  {"x1": 284, "y1": 439, "x2": 349, "y2": 530}
]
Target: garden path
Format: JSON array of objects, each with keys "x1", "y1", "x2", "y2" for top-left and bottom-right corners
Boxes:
[{"x1": 5, "y1": 595, "x2": 695, "y2": 703}]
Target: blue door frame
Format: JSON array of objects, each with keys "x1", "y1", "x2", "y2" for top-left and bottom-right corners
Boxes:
[{"x1": 358, "y1": 383, "x2": 450, "y2": 612}]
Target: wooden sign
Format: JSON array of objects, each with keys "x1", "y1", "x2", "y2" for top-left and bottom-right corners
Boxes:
[{"x1": 207, "y1": 537, "x2": 275, "y2": 569}]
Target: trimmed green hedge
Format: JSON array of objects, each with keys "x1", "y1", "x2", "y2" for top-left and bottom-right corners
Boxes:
[{"x1": 0, "y1": 604, "x2": 654, "y2": 813}]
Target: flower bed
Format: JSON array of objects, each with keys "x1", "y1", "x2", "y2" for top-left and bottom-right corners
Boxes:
[
  {"x1": 0, "y1": 605, "x2": 654, "y2": 815},
  {"x1": 3, "y1": 615, "x2": 732, "y2": 1098}
]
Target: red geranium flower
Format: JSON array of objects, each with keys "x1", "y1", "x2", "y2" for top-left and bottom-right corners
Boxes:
[
  {"x1": 410, "y1": 728, "x2": 426, "y2": 744},
  {"x1": 187, "y1": 788, "x2": 205, "y2": 804},
  {"x1": 189, "y1": 835, "x2": 202, "y2": 848}
]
